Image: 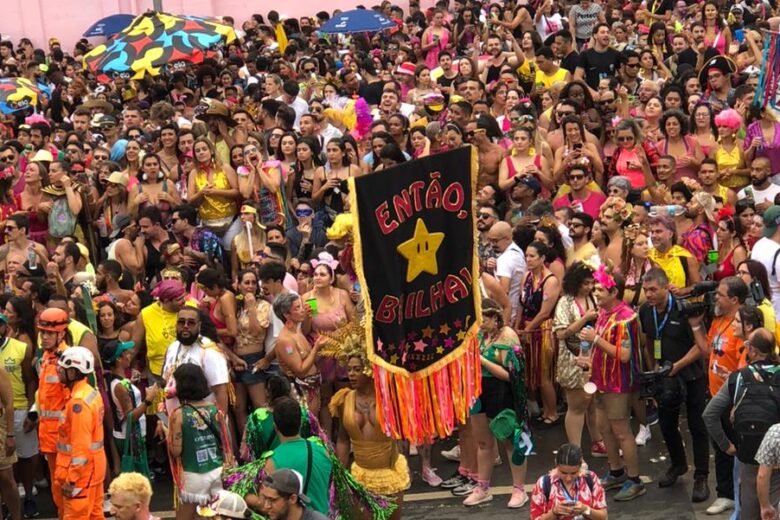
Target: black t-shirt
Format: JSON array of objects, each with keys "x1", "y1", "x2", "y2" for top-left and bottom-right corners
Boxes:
[
  {"x1": 647, "y1": 0, "x2": 673, "y2": 16},
  {"x1": 358, "y1": 80, "x2": 386, "y2": 106},
  {"x1": 561, "y1": 50, "x2": 581, "y2": 74},
  {"x1": 675, "y1": 47, "x2": 699, "y2": 69},
  {"x1": 577, "y1": 47, "x2": 620, "y2": 89},
  {"x1": 639, "y1": 297, "x2": 705, "y2": 381}
]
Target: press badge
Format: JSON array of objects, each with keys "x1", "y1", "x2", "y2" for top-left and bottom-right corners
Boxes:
[{"x1": 654, "y1": 339, "x2": 662, "y2": 360}]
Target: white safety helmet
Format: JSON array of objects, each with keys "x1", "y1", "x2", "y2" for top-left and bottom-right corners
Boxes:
[{"x1": 58, "y1": 346, "x2": 95, "y2": 375}]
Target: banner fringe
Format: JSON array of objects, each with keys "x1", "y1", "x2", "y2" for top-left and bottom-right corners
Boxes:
[{"x1": 373, "y1": 332, "x2": 482, "y2": 444}]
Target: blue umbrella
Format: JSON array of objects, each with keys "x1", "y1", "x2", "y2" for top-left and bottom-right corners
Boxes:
[
  {"x1": 319, "y1": 9, "x2": 396, "y2": 34},
  {"x1": 83, "y1": 14, "x2": 135, "y2": 38}
]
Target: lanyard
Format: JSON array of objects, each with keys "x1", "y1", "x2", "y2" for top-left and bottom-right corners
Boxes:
[
  {"x1": 559, "y1": 477, "x2": 580, "y2": 503},
  {"x1": 652, "y1": 294, "x2": 673, "y2": 337},
  {"x1": 713, "y1": 317, "x2": 735, "y2": 354}
]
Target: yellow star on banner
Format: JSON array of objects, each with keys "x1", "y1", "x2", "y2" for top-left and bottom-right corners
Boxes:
[
  {"x1": 396, "y1": 218, "x2": 445, "y2": 282},
  {"x1": 390, "y1": 354, "x2": 399, "y2": 364},
  {"x1": 436, "y1": 346, "x2": 444, "y2": 355}
]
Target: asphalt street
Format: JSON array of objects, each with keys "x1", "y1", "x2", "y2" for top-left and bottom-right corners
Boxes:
[{"x1": 30, "y1": 415, "x2": 733, "y2": 519}]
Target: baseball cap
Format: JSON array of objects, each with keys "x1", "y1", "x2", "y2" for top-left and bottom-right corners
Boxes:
[
  {"x1": 196, "y1": 490, "x2": 249, "y2": 519},
  {"x1": 763, "y1": 205, "x2": 780, "y2": 238},
  {"x1": 97, "y1": 114, "x2": 118, "y2": 127},
  {"x1": 517, "y1": 175, "x2": 541, "y2": 195},
  {"x1": 263, "y1": 469, "x2": 310, "y2": 504}
]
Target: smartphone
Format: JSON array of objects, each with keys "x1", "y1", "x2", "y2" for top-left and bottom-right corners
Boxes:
[{"x1": 573, "y1": 142, "x2": 583, "y2": 150}]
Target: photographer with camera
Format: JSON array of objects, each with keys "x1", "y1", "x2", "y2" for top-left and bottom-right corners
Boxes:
[
  {"x1": 691, "y1": 276, "x2": 750, "y2": 515},
  {"x1": 737, "y1": 260, "x2": 777, "y2": 335},
  {"x1": 638, "y1": 268, "x2": 710, "y2": 504},
  {"x1": 703, "y1": 328, "x2": 780, "y2": 520}
]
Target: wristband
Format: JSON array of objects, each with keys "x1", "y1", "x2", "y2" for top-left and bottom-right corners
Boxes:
[{"x1": 692, "y1": 325, "x2": 702, "y2": 331}]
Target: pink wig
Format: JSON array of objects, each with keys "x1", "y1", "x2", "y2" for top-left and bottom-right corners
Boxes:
[{"x1": 714, "y1": 108, "x2": 743, "y2": 130}]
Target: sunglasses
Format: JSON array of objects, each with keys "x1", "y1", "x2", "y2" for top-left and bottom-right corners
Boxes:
[
  {"x1": 295, "y1": 208, "x2": 314, "y2": 217},
  {"x1": 101, "y1": 124, "x2": 116, "y2": 130},
  {"x1": 557, "y1": 111, "x2": 575, "y2": 117},
  {"x1": 303, "y1": 68, "x2": 317, "y2": 73},
  {"x1": 617, "y1": 136, "x2": 635, "y2": 142},
  {"x1": 93, "y1": 155, "x2": 109, "y2": 161},
  {"x1": 477, "y1": 213, "x2": 494, "y2": 219},
  {"x1": 0, "y1": 156, "x2": 13, "y2": 163},
  {"x1": 625, "y1": 62, "x2": 640, "y2": 68},
  {"x1": 568, "y1": 174, "x2": 586, "y2": 181}
]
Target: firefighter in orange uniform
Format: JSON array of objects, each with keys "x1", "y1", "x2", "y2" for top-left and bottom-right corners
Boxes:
[
  {"x1": 54, "y1": 346, "x2": 106, "y2": 520},
  {"x1": 35, "y1": 307, "x2": 71, "y2": 513}
]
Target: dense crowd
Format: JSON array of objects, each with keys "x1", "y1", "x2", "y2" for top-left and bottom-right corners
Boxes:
[{"x1": 1, "y1": 0, "x2": 780, "y2": 519}]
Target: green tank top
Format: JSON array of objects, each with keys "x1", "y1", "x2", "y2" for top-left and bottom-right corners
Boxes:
[
  {"x1": 479, "y1": 332, "x2": 510, "y2": 378},
  {"x1": 180, "y1": 404, "x2": 223, "y2": 474}
]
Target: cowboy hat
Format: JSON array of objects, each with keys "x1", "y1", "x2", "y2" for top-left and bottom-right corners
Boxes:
[{"x1": 196, "y1": 99, "x2": 236, "y2": 127}]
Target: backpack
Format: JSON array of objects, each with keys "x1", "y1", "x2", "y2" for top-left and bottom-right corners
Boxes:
[
  {"x1": 731, "y1": 363, "x2": 780, "y2": 464},
  {"x1": 48, "y1": 197, "x2": 78, "y2": 239},
  {"x1": 542, "y1": 471, "x2": 596, "y2": 500}
]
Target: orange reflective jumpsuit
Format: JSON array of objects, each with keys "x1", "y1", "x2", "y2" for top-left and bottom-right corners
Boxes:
[
  {"x1": 37, "y1": 343, "x2": 69, "y2": 511},
  {"x1": 54, "y1": 378, "x2": 106, "y2": 520}
]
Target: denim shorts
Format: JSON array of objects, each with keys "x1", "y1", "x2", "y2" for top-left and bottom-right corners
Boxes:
[{"x1": 234, "y1": 353, "x2": 281, "y2": 385}]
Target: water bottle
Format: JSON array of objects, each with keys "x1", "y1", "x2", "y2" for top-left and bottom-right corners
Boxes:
[
  {"x1": 649, "y1": 205, "x2": 686, "y2": 217},
  {"x1": 27, "y1": 246, "x2": 37, "y2": 270},
  {"x1": 580, "y1": 326, "x2": 593, "y2": 356}
]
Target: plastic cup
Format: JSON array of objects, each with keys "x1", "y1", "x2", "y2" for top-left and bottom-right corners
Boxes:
[
  {"x1": 583, "y1": 382, "x2": 597, "y2": 395},
  {"x1": 305, "y1": 298, "x2": 319, "y2": 317}
]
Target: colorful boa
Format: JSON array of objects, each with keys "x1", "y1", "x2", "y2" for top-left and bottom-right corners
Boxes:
[{"x1": 225, "y1": 407, "x2": 397, "y2": 519}]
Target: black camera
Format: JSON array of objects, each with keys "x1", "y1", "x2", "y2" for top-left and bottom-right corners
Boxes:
[
  {"x1": 746, "y1": 280, "x2": 765, "y2": 307},
  {"x1": 639, "y1": 361, "x2": 673, "y2": 399},
  {"x1": 675, "y1": 281, "x2": 718, "y2": 318}
]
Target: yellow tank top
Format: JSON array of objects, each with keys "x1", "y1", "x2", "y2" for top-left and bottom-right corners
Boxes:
[
  {"x1": 648, "y1": 245, "x2": 693, "y2": 289},
  {"x1": 141, "y1": 303, "x2": 179, "y2": 376},
  {"x1": 715, "y1": 145, "x2": 749, "y2": 189},
  {"x1": 535, "y1": 67, "x2": 568, "y2": 90},
  {"x1": 0, "y1": 337, "x2": 29, "y2": 409},
  {"x1": 194, "y1": 167, "x2": 237, "y2": 221}
]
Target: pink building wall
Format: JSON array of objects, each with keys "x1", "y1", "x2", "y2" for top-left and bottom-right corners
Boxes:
[{"x1": 0, "y1": 0, "x2": 413, "y2": 51}]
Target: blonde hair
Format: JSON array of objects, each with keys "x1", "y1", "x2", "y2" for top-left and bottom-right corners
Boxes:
[{"x1": 108, "y1": 472, "x2": 152, "y2": 506}]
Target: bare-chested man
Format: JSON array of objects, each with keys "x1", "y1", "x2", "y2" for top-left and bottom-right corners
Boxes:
[
  {"x1": 273, "y1": 293, "x2": 323, "y2": 414},
  {"x1": 0, "y1": 214, "x2": 48, "y2": 280},
  {"x1": 467, "y1": 119, "x2": 506, "y2": 188}
]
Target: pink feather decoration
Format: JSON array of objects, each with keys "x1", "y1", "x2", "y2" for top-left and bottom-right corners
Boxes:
[
  {"x1": 24, "y1": 114, "x2": 49, "y2": 127},
  {"x1": 351, "y1": 98, "x2": 372, "y2": 141}
]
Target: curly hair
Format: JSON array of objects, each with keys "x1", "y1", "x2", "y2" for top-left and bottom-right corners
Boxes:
[{"x1": 561, "y1": 262, "x2": 595, "y2": 296}]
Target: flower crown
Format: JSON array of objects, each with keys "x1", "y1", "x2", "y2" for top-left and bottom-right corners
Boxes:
[
  {"x1": 600, "y1": 197, "x2": 633, "y2": 222},
  {"x1": 593, "y1": 264, "x2": 617, "y2": 290},
  {"x1": 623, "y1": 223, "x2": 647, "y2": 242}
]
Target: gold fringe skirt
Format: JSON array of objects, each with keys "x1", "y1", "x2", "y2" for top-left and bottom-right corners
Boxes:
[{"x1": 351, "y1": 454, "x2": 411, "y2": 496}]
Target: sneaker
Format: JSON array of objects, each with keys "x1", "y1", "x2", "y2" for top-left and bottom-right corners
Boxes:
[
  {"x1": 658, "y1": 465, "x2": 688, "y2": 488},
  {"x1": 494, "y1": 454, "x2": 502, "y2": 466},
  {"x1": 452, "y1": 478, "x2": 478, "y2": 496},
  {"x1": 601, "y1": 471, "x2": 628, "y2": 491},
  {"x1": 614, "y1": 480, "x2": 646, "y2": 501},
  {"x1": 635, "y1": 424, "x2": 652, "y2": 446},
  {"x1": 692, "y1": 476, "x2": 710, "y2": 503},
  {"x1": 463, "y1": 487, "x2": 493, "y2": 506},
  {"x1": 32, "y1": 479, "x2": 48, "y2": 489},
  {"x1": 422, "y1": 467, "x2": 443, "y2": 487},
  {"x1": 646, "y1": 403, "x2": 659, "y2": 425},
  {"x1": 507, "y1": 488, "x2": 529, "y2": 509},
  {"x1": 706, "y1": 498, "x2": 735, "y2": 515},
  {"x1": 22, "y1": 499, "x2": 38, "y2": 519},
  {"x1": 441, "y1": 472, "x2": 467, "y2": 489},
  {"x1": 591, "y1": 440, "x2": 608, "y2": 458},
  {"x1": 17, "y1": 485, "x2": 37, "y2": 498},
  {"x1": 441, "y1": 445, "x2": 461, "y2": 462}
]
